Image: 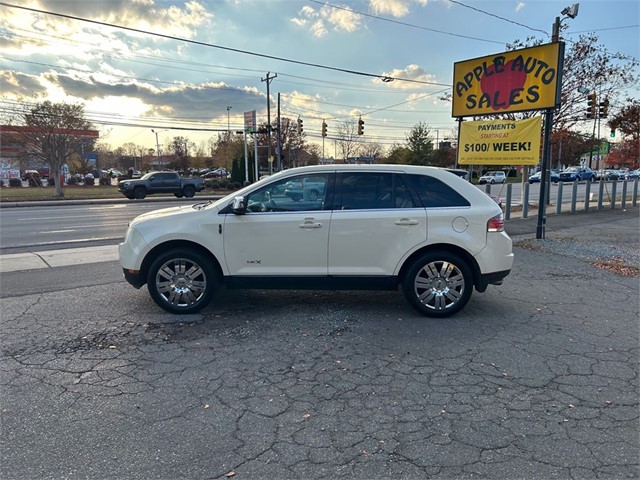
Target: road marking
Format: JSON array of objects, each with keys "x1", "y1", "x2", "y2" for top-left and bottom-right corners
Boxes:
[{"x1": 45, "y1": 229, "x2": 76, "y2": 233}]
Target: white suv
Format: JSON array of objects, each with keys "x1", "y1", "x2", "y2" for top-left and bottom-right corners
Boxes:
[
  {"x1": 119, "y1": 165, "x2": 513, "y2": 318},
  {"x1": 478, "y1": 171, "x2": 506, "y2": 184}
]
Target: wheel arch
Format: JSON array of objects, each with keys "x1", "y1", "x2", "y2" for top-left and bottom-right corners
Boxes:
[
  {"x1": 398, "y1": 243, "x2": 482, "y2": 288},
  {"x1": 140, "y1": 240, "x2": 223, "y2": 287}
]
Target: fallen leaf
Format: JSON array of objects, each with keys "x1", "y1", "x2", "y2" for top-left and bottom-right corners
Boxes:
[
  {"x1": 225, "y1": 471, "x2": 236, "y2": 477},
  {"x1": 204, "y1": 404, "x2": 210, "y2": 409},
  {"x1": 303, "y1": 413, "x2": 311, "y2": 420}
]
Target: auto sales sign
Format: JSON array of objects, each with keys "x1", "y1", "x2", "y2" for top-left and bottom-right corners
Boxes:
[{"x1": 452, "y1": 43, "x2": 564, "y2": 117}]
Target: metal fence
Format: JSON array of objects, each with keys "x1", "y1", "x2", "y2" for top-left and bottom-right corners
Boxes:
[{"x1": 482, "y1": 179, "x2": 640, "y2": 220}]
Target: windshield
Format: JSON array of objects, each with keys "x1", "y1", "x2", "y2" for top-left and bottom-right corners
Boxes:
[{"x1": 564, "y1": 167, "x2": 579, "y2": 172}]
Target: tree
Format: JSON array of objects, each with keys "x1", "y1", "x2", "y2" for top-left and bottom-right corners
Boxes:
[
  {"x1": 607, "y1": 98, "x2": 639, "y2": 168},
  {"x1": 405, "y1": 122, "x2": 434, "y2": 165},
  {"x1": 12, "y1": 101, "x2": 96, "y2": 197},
  {"x1": 506, "y1": 32, "x2": 639, "y2": 132},
  {"x1": 335, "y1": 120, "x2": 360, "y2": 161},
  {"x1": 359, "y1": 141, "x2": 384, "y2": 161},
  {"x1": 386, "y1": 144, "x2": 413, "y2": 164}
]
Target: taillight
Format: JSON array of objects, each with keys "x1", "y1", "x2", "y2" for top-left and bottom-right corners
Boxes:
[{"x1": 487, "y1": 212, "x2": 504, "y2": 232}]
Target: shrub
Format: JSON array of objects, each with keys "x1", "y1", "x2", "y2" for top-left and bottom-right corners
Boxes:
[
  {"x1": 9, "y1": 178, "x2": 22, "y2": 187},
  {"x1": 99, "y1": 177, "x2": 111, "y2": 186},
  {"x1": 226, "y1": 183, "x2": 236, "y2": 190},
  {"x1": 84, "y1": 177, "x2": 95, "y2": 186},
  {"x1": 230, "y1": 182, "x2": 241, "y2": 189},
  {"x1": 205, "y1": 180, "x2": 220, "y2": 189},
  {"x1": 67, "y1": 176, "x2": 79, "y2": 185}
]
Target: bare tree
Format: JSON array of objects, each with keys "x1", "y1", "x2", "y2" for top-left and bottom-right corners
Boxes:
[
  {"x1": 359, "y1": 141, "x2": 384, "y2": 161},
  {"x1": 335, "y1": 120, "x2": 360, "y2": 161},
  {"x1": 12, "y1": 101, "x2": 96, "y2": 197}
]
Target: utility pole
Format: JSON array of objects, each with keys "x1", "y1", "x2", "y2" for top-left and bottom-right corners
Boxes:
[
  {"x1": 261, "y1": 72, "x2": 277, "y2": 171},
  {"x1": 226, "y1": 106, "x2": 232, "y2": 138}
]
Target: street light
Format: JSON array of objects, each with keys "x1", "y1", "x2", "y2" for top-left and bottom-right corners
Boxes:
[
  {"x1": 151, "y1": 129, "x2": 169, "y2": 168},
  {"x1": 226, "y1": 106, "x2": 232, "y2": 135}
]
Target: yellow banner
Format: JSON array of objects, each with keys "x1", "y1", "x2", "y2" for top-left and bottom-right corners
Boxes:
[
  {"x1": 452, "y1": 43, "x2": 563, "y2": 117},
  {"x1": 458, "y1": 117, "x2": 542, "y2": 165}
]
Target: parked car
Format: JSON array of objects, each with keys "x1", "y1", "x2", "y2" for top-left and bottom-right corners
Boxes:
[
  {"x1": 20, "y1": 170, "x2": 40, "y2": 181},
  {"x1": 119, "y1": 164, "x2": 514, "y2": 318},
  {"x1": 118, "y1": 171, "x2": 205, "y2": 199},
  {"x1": 478, "y1": 171, "x2": 506, "y2": 184},
  {"x1": 627, "y1": 169, "x2": 640, "y2": 179},
  {"x1": 529, "y1": 170, "x2": 559, "y2": 184},
  {"x1": 558, "y1": 166, "x2": 596, "y2": 182},
  {"x1": 200, "y1": 168, "x2": 228, "y2": 179},
  {"x1": 283, "y1": 176, "x2": 326, "y2": 201},
  {"x1": 617, "y1": 169, "x2": 629, "y2": 180}
]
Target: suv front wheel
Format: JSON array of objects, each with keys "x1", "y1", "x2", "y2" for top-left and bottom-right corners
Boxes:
[
  {"x1": 147, "y1": 249, "x2": 217, "y2": 314},
  {"x1": 402, "y1": 251, "x2": 473, "y2": 318}
]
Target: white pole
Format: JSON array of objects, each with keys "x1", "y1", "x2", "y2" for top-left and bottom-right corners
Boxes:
[
  {"x1": 253, "y1": 132, "x2": 259, "y2": 182},
  {"x1": 243, "y1": 132, "x2": 249, "y2": 184}
]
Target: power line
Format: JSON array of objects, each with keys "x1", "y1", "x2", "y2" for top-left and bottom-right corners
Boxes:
[
  {"x1": 0, "y1": 2, "x2": 451, "y2": 87},
  {"x1": 447, "y1": 0, "x2": 549, "y2": 37},
  {"x1": 307, "y1": 0, "x2": 505, "y2": 45}
]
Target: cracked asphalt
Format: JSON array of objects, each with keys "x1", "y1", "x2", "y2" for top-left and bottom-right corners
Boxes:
[{"x1": 1, "y1": 207, "x2": 638, "y2": 479}]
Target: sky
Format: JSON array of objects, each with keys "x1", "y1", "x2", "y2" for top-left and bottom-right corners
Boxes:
[{"x1": 0, "y1": 0, "x2": 638, "y2": 157}]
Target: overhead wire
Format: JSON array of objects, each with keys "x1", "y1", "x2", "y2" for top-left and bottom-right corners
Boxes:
[{"x1": 0, "y1": 2, "x2": 452, "y2": 87}]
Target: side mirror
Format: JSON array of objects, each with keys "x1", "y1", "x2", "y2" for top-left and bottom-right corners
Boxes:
[{"x1": 232, "y1": 196, "x2": 247, "y2": 214}]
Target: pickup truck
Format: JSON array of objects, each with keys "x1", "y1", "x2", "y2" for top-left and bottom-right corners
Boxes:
[{"x1": 118, "y1": 171, "x2": 205, "y2": 199}]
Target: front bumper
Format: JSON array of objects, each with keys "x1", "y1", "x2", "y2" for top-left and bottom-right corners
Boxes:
[{"x1": 122, "y1": 268, "x2": 144, "y2": 289}]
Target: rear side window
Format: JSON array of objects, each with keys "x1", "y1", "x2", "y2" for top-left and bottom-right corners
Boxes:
[
  {"x1": 408, "y1": 174, "x2": 470, "y2": 208},
  {"x1": 336, "y1": 172, "x2": 416, "y2": 210}
]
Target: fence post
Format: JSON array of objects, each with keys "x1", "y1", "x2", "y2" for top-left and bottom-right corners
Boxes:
[
  {"x1": 505, "y1": 184, "x2": 512, "y2": 220},
  {"x1": 556, "y1": 182, "x2": 563, "y2": 215},
  {"x1": 598, "y1": 181, "x2": 604, "y2": 210},
  {"x1": 571, "y1": 181, "x2": 578, "y2": 213},
  {"x1": 584, "y1": 181, "x2": 591, "y2": 212}
]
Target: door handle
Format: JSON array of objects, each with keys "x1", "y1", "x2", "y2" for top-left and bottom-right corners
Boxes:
[
  {"x1": 395, "y1": 218, "x2": 419, "y2": 226},
  {"x1": 300, "y1": 218, "x2": 323, "y2": 228}
]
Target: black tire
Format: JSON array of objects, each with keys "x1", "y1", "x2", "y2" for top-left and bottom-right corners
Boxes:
[
  {"x1": 147, "y1": 248, "x2": 217, "y2": 314},
  {"x1": 402, "y1": 251, "x2": 473, "y2": 318},
  {"x1": 133, "y1": 186, "x2": 147, "y2": 199},
  {"x1": 174, "y1": 192, "x2": 184, "y2": 198},
  {"x1": 490, "y1": 179, "x2": 495, "y2": 184},
  {"x1": 183, "y1": 185, "x2": 196, "y2": 198},
  {"x1": 125, "y1": 195, "x2": 134, "y2": 200}
]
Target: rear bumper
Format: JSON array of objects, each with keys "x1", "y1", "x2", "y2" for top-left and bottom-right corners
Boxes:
[{"x1": 476, "y1": 269, "x2": 511, "y2": 292}]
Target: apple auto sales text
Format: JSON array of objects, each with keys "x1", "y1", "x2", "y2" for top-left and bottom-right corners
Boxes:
[{"x1": 455, "y1": 55, "x2": 556, "y2": 111}]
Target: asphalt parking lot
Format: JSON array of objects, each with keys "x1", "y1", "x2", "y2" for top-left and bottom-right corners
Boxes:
[{"x1": 1, "y1": 207, "x2": 638, "y2": 479}]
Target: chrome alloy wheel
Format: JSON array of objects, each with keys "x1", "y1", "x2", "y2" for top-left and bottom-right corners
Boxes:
[
  {"x1": 413, "y1": 260, "x2": 466, "y2": 312},
  {"x1": 155, "y1": 258, "x2": 207, "y2": 308}
]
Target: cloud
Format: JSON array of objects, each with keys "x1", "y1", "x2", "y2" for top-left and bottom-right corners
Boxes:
[
  {"x1": 292, "y1": 4, "x2": 362, "y2": 37},
  {"x1": 516, "y1": 2, "x2": 525, "y2": 12},
  {"x1": 369, "y1": 0, "x2": 430, "y2": 17}
]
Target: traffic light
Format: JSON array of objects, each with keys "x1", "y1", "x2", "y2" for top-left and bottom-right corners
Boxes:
[
  {"x1": 357, "y1": 117, "x2": 364, "y2": 135},
  {"x1": 599, "y1": 99, "x2": 609, "y2": 118},
  {"x1": 297, "y1": 118, "x2": 303, "y2": 134},
  {"x1": 610, "y1": 129, "x2": 616, "y2": 138},
  {"x1": 586, "y1": 92, "x2": 597, "y2": 119},
  {"x1": 321, "y1": 121, "x2": 327, "y2": 137}
]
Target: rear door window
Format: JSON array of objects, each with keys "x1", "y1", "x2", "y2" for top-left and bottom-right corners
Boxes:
[{"x1": 408, "y1": 174, "x2": 470, "y2": 208}]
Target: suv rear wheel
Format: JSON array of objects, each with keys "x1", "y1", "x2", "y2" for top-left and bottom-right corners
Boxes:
[
  {"x1": 147, "y1": 249, "x2": 217, "y2": 314},
  {"x1": 402, "y1": 251, "x2": 473, "y2": 318}
]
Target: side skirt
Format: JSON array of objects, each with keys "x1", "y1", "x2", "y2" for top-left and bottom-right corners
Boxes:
[{"x1": 224, "y1": 276, "x2": 399, "y2": 291}]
